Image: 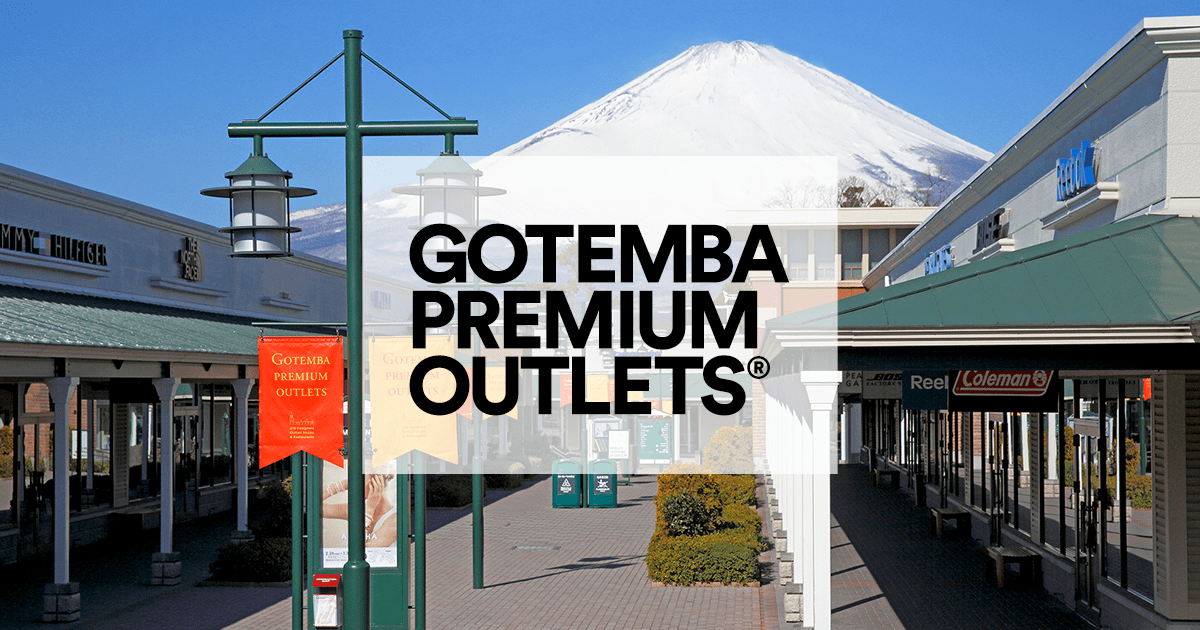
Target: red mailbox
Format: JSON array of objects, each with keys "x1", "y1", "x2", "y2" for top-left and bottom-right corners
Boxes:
[{"x1": 312, "y1": 574, "x2": 341, "y2": 628}]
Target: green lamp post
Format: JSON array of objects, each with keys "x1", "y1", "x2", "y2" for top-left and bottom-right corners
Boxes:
[{"x1": 205, "y1": 30, "x2": 478, "y2": 630}]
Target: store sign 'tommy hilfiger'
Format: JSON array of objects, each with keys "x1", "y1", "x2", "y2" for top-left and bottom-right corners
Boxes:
[{"x1": 0, "y1": 222, "x2": 108, "y2": 266}]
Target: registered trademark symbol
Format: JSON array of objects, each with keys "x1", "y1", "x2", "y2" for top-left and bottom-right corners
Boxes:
[{"x1": 747, "y1": 356, "x2": 771, "y2": 379}]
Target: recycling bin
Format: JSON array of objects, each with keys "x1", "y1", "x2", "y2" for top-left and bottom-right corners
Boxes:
[
  {"x1": 552, "y1": 458, "x2": 583, "y2": 508},
  {"x1": 312, "y1": 573, "x2": 342, "y2": 628},
  {"x1": 587, "y1": 459, "x2": 618, "y2": 508}
]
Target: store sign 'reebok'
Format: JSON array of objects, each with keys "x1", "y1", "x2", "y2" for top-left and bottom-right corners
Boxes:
[
  {"x1": 952, "y1": 370, "x2": 1053, "y2": 396},
  {"x1": 258, "y1": 336, "x2": 344, "y2": 467}
]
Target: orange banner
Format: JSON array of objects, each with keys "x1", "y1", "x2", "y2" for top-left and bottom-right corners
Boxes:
[
  {"x1": 258, "y1": 336, "x2": 344, "y2": 467},
  {"x1": 559, "y1": 374, "x2": 573, "y2": 408},
  {"x1": 369, "y1": 336, "x2": 458, "y2": 465}
]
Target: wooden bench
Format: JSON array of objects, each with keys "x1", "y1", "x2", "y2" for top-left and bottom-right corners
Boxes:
[
  {"x1": 929, "y1": 507, "x2": 971, "y2": 539},
  {"x1": 874, "y1": 469, "x2": 900, "y2": 489},
  {"x1": 985, "y1": 546, "x2": 1041, "y2": 588}
]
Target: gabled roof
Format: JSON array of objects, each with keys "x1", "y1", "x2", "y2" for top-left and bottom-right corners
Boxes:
[{"x1": 768, "y1": 214, "x2": 1200, "y2": 333}]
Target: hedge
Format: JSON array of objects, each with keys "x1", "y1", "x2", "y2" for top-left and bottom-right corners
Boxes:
[
  {"x1": 208, "y1": 537, "x2": 292, "y2": 582},
  {"x1": 427, "y1": 475, "x2": 473, "y2": 508},
  {"x1": 646, "y1": 529, "x2": 758, "y2": 585},
  {"x1": 647, "y1": 472, "x2": 763, "y2": 585},
  {"x1": 657, "y1": 473, "x2": 757, "y2": 513}
]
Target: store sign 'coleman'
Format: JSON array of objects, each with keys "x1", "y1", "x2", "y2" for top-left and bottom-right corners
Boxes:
[
  {"x1": 948, "y1": 370, "x2": 1060, "y2": 412},
  {"x1": 953, "y1": 370, "x2": 1053, "y2": 396},
  {"x1": 1056, "y1": 141, "x2": 1097, "y2": 201}
]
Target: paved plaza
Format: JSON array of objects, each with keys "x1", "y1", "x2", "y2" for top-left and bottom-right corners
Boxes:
[{"x1": 0, "y1": 466, "x2": 1096, "y2": 629}]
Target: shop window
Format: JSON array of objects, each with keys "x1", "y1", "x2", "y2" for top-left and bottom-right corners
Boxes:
[
  {"x1": 868, "y1": 229, "x2": 891, "y2": 269},
  {"x1": 815, "y1": 229, "x2": 836, "y2": 281},
  {"x1": 841, "y1": 229, "x2": 863, "y2": 280},
  {"x1": 787, "y1": 229, "x2": 809, "y2": 280}
]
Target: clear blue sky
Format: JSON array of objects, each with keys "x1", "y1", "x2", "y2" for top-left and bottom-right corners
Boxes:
[{"x1": 2, "y1": 1, "x2": 1195, "y2": 227}]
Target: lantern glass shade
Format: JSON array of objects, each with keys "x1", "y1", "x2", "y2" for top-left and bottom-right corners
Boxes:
[
  {"x1": 393, "y1": 154, "x2": 504, "y2": 254},
  {"x1": 202, "y1": 155, "x2": 316, "y2": 258}
]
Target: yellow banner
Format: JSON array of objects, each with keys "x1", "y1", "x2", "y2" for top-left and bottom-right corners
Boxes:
[
  {"x1": 586, "y1": 374, "x2": 609, "y2": 403},
  {"x1": 369, "y1": 336, "x2": 458, "y2": 465}
]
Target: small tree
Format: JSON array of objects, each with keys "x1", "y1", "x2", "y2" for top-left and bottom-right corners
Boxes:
[
  {"x1": 837, "y1": 176, "x2": 902, "y2": 208},
  {"x1": 907, "y1": 166, "x2": 953, "y2": 207},
  {"x1": 763, "y1": 179, "x2": 836, "y2": 208}
]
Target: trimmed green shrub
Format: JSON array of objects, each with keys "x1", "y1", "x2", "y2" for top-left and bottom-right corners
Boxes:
[
  {"x1": 484, "y1": 473, "x2": 524, "y2": 490},
  {"x1": 0, "y1": 426, "x2": 11, "y2": 478},
  {"x1": 661, "y1": 491, "x2": 715, "y2": 537},
  {"x1": 658, "y1": 473, "x2": 757, "y2": 509},
  {"x1": 252, "y1": 480, "x2": 292, "y2": 539},
  {"x1": 646, "y1": 530, "x2": 758, "y2": 585},
  {"x1": 647, "y1": 472, "x2": 763, "y2": 585},
  {"x1": 1126, "y1": 473, "x2": 1152, "y2": 509},
  {"x1": 209, "y1": 537, "x2": 291, "y2": 582},
  {"x1": 662, "y1": 462, "x2": 703, "y2": 475},
  {"x1": 702, "y1": 426, "x2": 754, "y2": 474},
  {"x1": 426, "y1": 475, "x2": 472, "y2": 508}
]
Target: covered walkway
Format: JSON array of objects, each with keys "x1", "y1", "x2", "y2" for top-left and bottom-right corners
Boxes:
[{"x1": 830, "y1": 463, "x2": 1090, "y2": 629}]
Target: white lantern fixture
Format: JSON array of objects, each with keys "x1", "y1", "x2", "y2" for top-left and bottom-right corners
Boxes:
[
  {"x1": 392, "y1": 153, "x2": 504, "y2": 253},
  {"x1": 202, "y1": 153, "x2": 316, "y2": 257}
]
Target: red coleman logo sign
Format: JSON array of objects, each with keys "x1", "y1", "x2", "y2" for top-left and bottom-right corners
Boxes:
[
  {"x1": 258, "y1": 336, "x2": 345, "y2": 467},
  {"x1": 952, "y1": 370, "x2": 1053, "y2": 396}
]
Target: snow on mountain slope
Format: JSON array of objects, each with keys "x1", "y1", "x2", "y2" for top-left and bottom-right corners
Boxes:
[
  {"x1": 494, "y1": 41, "x2": 989, "y2": 188},
  {"x1": 292, "y1": 40, "x2": 990, "y2": 270}
]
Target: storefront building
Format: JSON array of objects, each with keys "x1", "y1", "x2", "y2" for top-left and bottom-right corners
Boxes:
[
  {"x1": 0, "y1": 161, "x2": 392, "y2": 620},
  {"x1": 763, "y1": 16, "x2": 1200, "y2": 629}
]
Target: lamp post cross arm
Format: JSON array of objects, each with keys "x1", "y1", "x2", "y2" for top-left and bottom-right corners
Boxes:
[{"x1": 228, "y1": 119, "x2": 478, "y2": 139}]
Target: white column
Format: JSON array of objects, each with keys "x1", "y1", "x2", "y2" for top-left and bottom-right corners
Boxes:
[
  {"x1": 47, "y1": 377, "x2": 79, "y2": 584},
  {"x1": 86, "y1": 399, "x2": 95, "y2": 490},
  {"x1": 803, "y1": 371, "x2": 840, "y2": 630},
  {"x1": 840, "y1": 401, "x2": 849, "y2": 463},
  {"x1": 153, "y1": 378, "x2": 180, "y2": 554},
  {"x1": 1047, "y1": 413, "x2": 1058, "y2": 481},
  {"x1": 14, "y1": 384, "x2": 24, "y2": 509},
  {"x1": 140, "y1": 403, "x2": 150, "y2": 482},
  {"x1": 231, "y1": 379, "x2": 254, "y2": 534},
  {"x1": 849, "y1": 403, "x2": 862, "y2": 463},
  {"x1": 1021, "y1": 413, "x2": 1031, "y2": 473}
]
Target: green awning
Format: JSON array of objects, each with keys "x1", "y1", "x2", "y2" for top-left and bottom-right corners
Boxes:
[
  {"x1": 0, "y1": 285, "x2": 290, "y2": 356},
  {"x1": 767, "y1": 214, "x2": 1200, "y2": 331}
]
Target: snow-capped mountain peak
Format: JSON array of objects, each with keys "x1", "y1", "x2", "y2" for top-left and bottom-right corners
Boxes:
[{"x1": 497, "y1": 40, "x2": 988, "y2": 189}]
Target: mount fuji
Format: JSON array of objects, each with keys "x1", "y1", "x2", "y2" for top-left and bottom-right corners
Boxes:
[
  {"x1": 494, "y1": 40, "x2": 988, "y2": 185},
  {"x1": 291, "y1": 40, "x2": 990, "y2": 272}
]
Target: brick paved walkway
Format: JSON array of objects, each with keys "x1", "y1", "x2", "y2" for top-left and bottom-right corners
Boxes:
[
  {"x1": 1, "y1": 467, "x2": 1101, "y2": 629},
  {"x1": 228, "y1": 476, "x2": 764, "y2": 630},
  {"x1": 830, "y1": 464, "x2": 1091, "y2": 630}
]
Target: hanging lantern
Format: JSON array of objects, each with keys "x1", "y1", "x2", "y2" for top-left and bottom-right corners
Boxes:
[
  {"x1": 392, "y1": 154, "x2": 504, "y2": 253},
  {"x1": 202, "y1": 154, "x2": 316, "y2": 257}
]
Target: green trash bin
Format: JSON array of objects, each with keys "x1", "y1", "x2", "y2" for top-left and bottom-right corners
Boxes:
[
  {"x1": 587, "y1": 459, "x2": 618, "y2": 508},
  {"x1": 552, "y1": 459, "x2": 583, "y2": 508}
]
